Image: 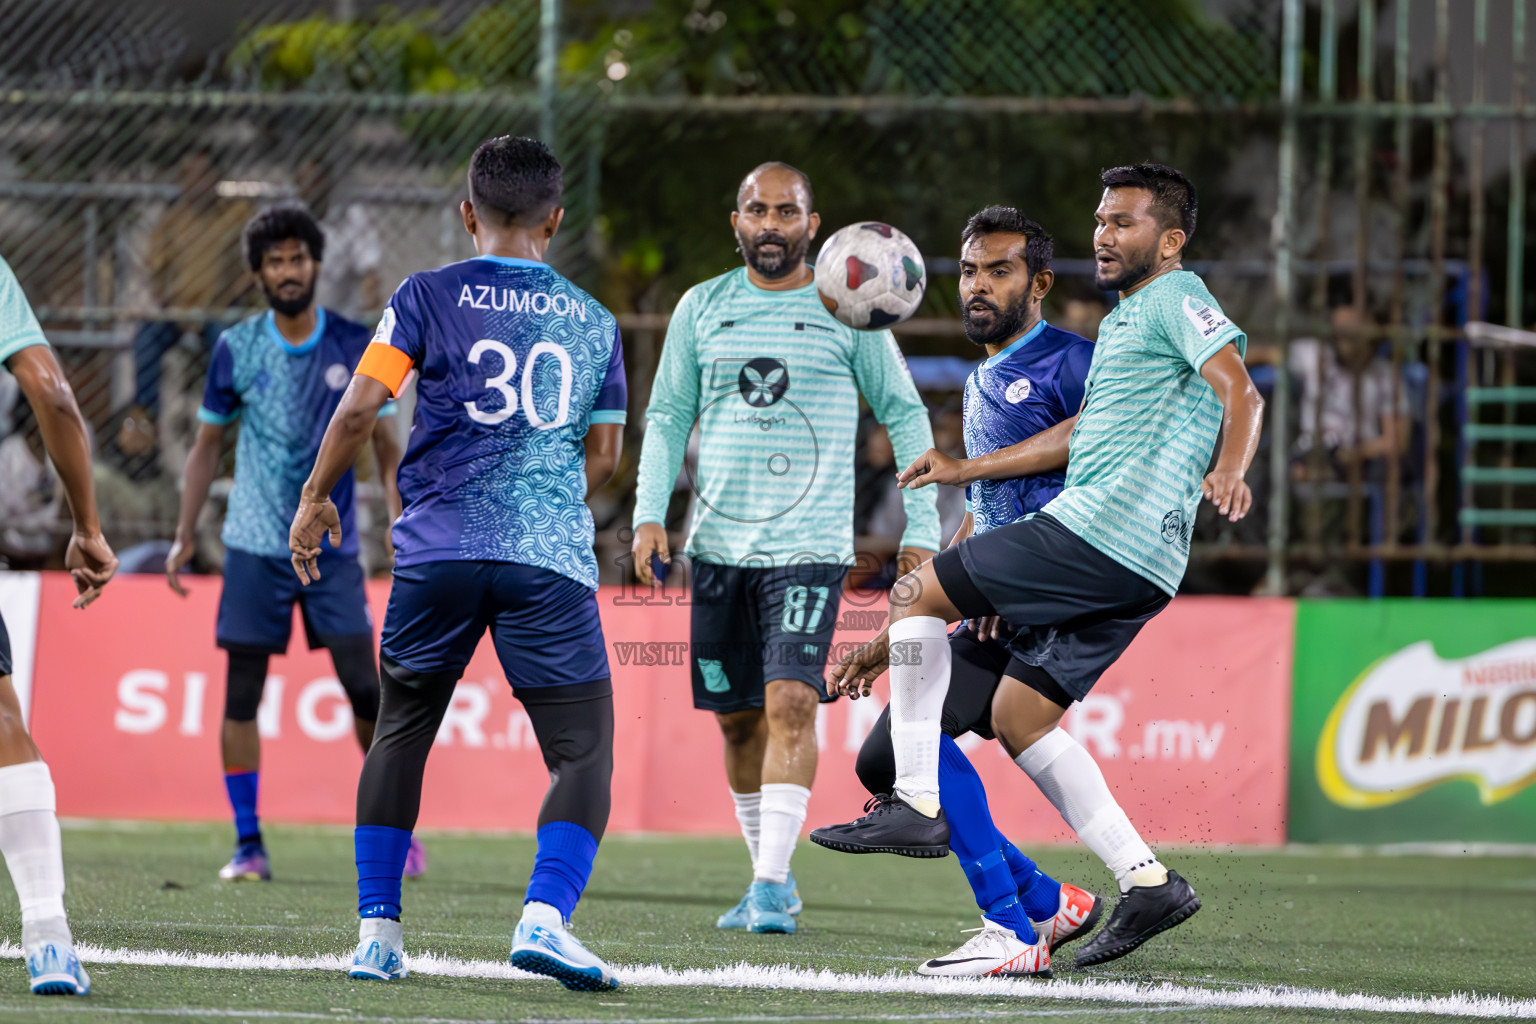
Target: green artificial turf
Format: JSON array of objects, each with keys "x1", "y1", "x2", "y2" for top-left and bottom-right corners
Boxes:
[{"x1": 0, "y1": 822, "x2": 1524, "y2": 1022}]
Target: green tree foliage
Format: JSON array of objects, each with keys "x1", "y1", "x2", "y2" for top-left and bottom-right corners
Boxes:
[
  {"x1": 225, "y1": 1, "x2": 1273, "y2": 314},
  {"x1": 228, "y1": 4, "x2": 537, "y2": 93}
]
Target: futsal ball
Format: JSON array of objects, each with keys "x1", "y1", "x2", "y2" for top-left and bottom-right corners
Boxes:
[{"x1": 815, "y1": 222, "x2": 926, "y2": 330}]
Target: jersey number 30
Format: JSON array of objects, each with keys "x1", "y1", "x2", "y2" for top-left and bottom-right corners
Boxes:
[{"x1": 464, "y1": 338, "x2": 572, "y2": 429}]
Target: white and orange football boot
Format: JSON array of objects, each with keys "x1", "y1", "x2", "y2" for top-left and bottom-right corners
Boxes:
[
  {"x1": 916, "y1": 917, "x2": 1051, "y2": 979},
  {"x1": 1030, "y1": 882, "x2": 1104, "y2": 952}
]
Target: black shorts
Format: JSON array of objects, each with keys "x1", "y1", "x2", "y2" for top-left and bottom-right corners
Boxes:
[
  {"x1": 933, "y1": 513, "x2": 1170, "y2": 705},
  {"x1": 689, "y1": 560, "x2": 848, "y2": 712},
  {"x1": 0, "y1": 610, "x2": 10, "y2": 678},
  {"x1": 937, "y1": 622, "x2": 1037, "y2": 740}
]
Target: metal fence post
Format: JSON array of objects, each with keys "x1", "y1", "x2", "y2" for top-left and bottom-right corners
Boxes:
[
  {"x1": 539, "y1": 0, "x2": 561, "y2": 151},
  {"x1": 1267, "y1": 0, "x2": 1304, "y2": 594}
]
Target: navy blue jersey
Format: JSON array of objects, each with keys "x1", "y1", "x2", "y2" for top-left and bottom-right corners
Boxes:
[
  {"x1": 356, "y1": 254, "x2": 627, "y2": 588},
  {"x1": 963, "y1": 321, "x2": 1094, "y2": 534},
  {"x1": 200, "y1": 309, "x2": 397, "y2": 558}
]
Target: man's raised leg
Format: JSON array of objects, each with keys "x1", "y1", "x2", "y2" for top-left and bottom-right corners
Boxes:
[
  {"x1": 815, "y1": 561, "x2": 961, "y2": 855},
  {"x1": 992, "y1": 672, "x2": 1198, "y2": 966}
]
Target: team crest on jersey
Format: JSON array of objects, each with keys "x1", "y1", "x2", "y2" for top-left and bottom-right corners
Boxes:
[
  {"x1": 1161, "y1": 509, "x2": 1191, "y2": 546},
  {"x1": 738, "y1": 357, "x2": 789, "y2": 407},
  {"x1": 1181, "y1": 295, "x2": 1231, "y2": 339},
  {"x1": 1005, "y1": 377, "x2": 1033, "y2": 404},
  {"x1": 324, "y1": 363, "x2": 350, "y2": 390}
]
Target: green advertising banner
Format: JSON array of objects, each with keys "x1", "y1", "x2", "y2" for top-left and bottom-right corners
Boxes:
[{"x1": 1290, "y1": 600, "x2": 1536, "y2": 844}]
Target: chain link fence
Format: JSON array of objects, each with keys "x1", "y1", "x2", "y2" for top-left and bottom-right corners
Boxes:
[{"x1": 0, "y1": 0, "x2": 1530, "y2": 595}]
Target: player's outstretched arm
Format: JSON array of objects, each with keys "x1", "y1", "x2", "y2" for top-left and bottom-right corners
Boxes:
[
  {"x1": 898, "y1": 415, "x2": 1077, "y2": 490},
  {"x1": 1198, "y1": 343, "x2": 1265, "y2": 521},
  {"x1": 290, "y1": 374, "x2": 391, "y2": 585},
  {"x1": 7, "y1": 345, "x2": 118, "y2": 607},
  {"x1": 167, "y1": 421, "x2": 226, "y2": 596}
]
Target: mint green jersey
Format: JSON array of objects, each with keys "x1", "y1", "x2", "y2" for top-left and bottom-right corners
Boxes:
[
  {"x1": 0, "y1": 256, "x2": 48, "y2": 365},
  {"x1": 633, "y1": 267, "x2": 940, "y2": 565},
  {"x1": 1043, "y1": 270, "x2": 1246, "y2": 595}
]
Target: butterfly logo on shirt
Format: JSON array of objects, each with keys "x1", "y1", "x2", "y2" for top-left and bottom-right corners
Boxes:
[{"x1": 738, "y1": 357, "x2": 790, "y2": 408}]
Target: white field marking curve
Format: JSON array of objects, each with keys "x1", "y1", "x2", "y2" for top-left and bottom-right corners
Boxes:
[{"x1": 0, "y1": 944, "x2": 1530, "y2": 1019}]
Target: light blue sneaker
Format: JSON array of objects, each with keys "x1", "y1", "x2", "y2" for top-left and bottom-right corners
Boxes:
[
  {"x1": 27, "y1": 943, "x2": 89, "y2": 996},
  {"x1": 510, "y1": 900, "x2": 618, "y2": 991},
  {"x1": 718, "y1": 870, "x2": 801, "y2": 929},
  {"x1": 745, "y1": 879, "x2": 798, "y2": 934},
  {"x1": 348, "y1": 918, "x2": 408, "y2": 981}
]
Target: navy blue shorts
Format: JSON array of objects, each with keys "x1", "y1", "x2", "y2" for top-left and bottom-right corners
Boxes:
[
  {"x1": 689, "y1": 560, "x2": 848, "y2": 713},
  {"x1": 217, "y1": 548, "x2": 373, "y2": 653},
  {"x1": 380, "y1": 561, "x2": 609, "y2": 691},
  {"x1": 0, "y1": 611, "x2": 10, "y2": 678},
  {"x1": 934, "y1": 513, "x2": 1169, "y2": 704}
]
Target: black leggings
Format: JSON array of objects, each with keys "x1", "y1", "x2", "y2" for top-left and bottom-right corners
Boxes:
[
  {"x1": 224, "y1": 634, "x2": 381, "y2": 723},
  {"x1": 356, "y1": 657, "x2": 613, "y2": 837}
]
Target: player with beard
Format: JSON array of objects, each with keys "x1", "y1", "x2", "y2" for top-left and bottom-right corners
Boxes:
[
  {"x1": 816, "y1": 164, "x2": 1265, "y2": 967},
  {"x1": 631, "y1": 162, "x2": 940, "y2": 934},
  {"x1": 810, "y1": 207, "x2": 1100, "y2": 978},
  {"x1": 167, "y1": 203, "x2": 413, "y2": 883}
]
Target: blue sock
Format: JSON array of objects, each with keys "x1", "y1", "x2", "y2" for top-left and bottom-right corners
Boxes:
[
  {"x1": 965, "y1": 851, "x2": 1037, "y2": 938},
  {"x1": 356, "y1": 825, "x2": 413, "y2": 919},
  {"x1": 526, "y1": 821, "x2": 599, "y2": 921},
  {"x1": 224, "y1": 770, "x2": 261, "y2": 845},
  {"x1": 1002, "y1": 837, "x2": 1063, "y2": 921},
  {"x1": 939, "y1": 736, "x2": 1037, "y2": 942}
]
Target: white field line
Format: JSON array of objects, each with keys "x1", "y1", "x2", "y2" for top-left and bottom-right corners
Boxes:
[
  {"x1": 0, "y1": 1006, "x2": 1186, "y2": 1023},
  {"x1": 0, "y1": 944, "x2": 1531, "y2": 1019}
]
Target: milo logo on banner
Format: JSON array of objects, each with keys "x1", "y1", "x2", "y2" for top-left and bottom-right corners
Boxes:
[
  {"x1": 1317, "y1": 639, "x2": 1536, "y2": 808},
  {"x1": 1290, "y1": 600, "x2": 1536, "y2": 844}
]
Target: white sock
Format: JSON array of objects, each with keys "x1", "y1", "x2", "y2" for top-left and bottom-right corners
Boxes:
[
  {"x1": 359, "y1": 916, "x2": 403, "y2": 948},
  {"x1": 753, "y1": 783, "x2": 810, "y2": 885},
  {"x1": 730, "y1": 790, "x2": 762, "y2": 866},
  {"x1": 888, "y1": 615, "x2": 951, "y2": 816},
  {"x1": 1014, "y1": 728, "x2": 1165, "y2": 893},
  {"x1": 0, "y1": 761, "x2": 71, "y2": 949}
]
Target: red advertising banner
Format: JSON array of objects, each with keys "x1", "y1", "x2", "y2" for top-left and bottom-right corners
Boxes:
[{"x1": 28, "y1": 573, "x2": 1293, "y2": 843}]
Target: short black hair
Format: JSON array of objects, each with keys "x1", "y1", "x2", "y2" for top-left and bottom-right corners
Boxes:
[
  {"x1": 960, "y1": 205, "x2": 1054, "y2": 279},
  {"x1": 738, "y1": 161, "x2": 814, "y2": 212},
  {"x1": 469, "y1": 135, "x2": 563, "y2": 227},
  {"x1": 242, "y1": 202, "x2": 325, "y2": 271},
  {"x1": 1100, "y1": 163, "x2": 1198, "y2": 241}
]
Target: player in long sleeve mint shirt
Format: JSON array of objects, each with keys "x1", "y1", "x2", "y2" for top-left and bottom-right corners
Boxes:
[
  {"x1": 630, "y1": 163, "x2": 938, "y2": 935},
  {"x1": 631, "y1": 274, "x2": 940, "y2": 563}
]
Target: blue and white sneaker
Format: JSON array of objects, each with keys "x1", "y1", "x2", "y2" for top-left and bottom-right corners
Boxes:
[
  {"x1": 27, "y1": 943, "x2": 89, "y2": 995},
  {"x1": 718, "y1": 870, "x2": 802, "y2": 929},
  {"x1": 744, "y1": 879, "x2": 797, "y2": 934},
  {"x1": 348, "y1": 918, "x2": 408, "y2": 981},
  {"x1": 510, "y1": 901, "x2": 619, "y2": 991}
]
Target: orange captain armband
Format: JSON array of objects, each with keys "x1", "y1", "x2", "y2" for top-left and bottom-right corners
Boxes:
[{"x1": 355, "y1": 342, "x2": 414, "y2": 397}]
